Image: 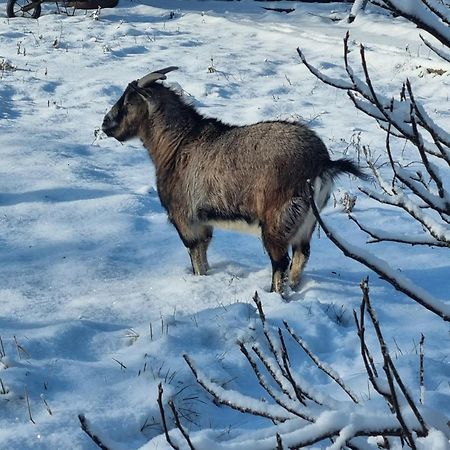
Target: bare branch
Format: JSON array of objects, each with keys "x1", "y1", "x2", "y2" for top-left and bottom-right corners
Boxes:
[
  {"x1": 348, "y1": 214, "x2": 447, "y2": 247},
  {"x1": 251, "y1": 343, "x2": 298, "y2": 403},
  {"x1": 253, "y1": 292, "x2": 288, "y2": 379},
  {"x1": 276, "y1": 433, "x2": 284, "y2": 450},
  {"x1": 347, "y1": 91, "x2": 386, "y2": 122},
  {"x1": 408, "y1": 79, "x2": 450, "y2": 163},
  {"x1": 360, "y1": 281, "x2": 421, "y2": 449},
  {"x1": 381, "y1": 0, "x2": 450, "y2": 48},
  {"x1": 296, "y1": 46, "x2": 354, "y2": 91},
  {"x1": 168, "y1": 399, "x2": 196, "y2": 450},
  {"x1": 158, "y1": 383, "x2": 180, "y2": 450},
  {"x1": 419, "y1": 334, "x2": 425, "y2": 405},
  {"x1": 25, "y1": 386, "x2": 35, "y2": 425},
  {"x1": 184, "y1": 354, "x2": 292, "y2": 422},
  {"x1": 239, "y1": 342, "x2": 315, "y2": 422},
  {"x1": 178, "y1": 289, "x2": 434, "y2": 449},
  {"x1": 387, "y1": 356, "x2": 429, "y2": 437},
  {"x1": 353, "y1": 306, "x2": 389, "y2": 406},
  {"x1": 308, "y1": 181, "x2": 450, "y2": 321},
  {"x1": 78, "y1": 414, "x2": 111, "y2": 450},
  {"x1": 277, "y1": 327, "x2": 315, "y2": 406},
  {"x1": 407, "y1": 82, "x2": 449, "y2": 203},
  {"x1": 385, "y1": 124, "x2": 449, "y2": 216},
  {"x1": 252, "y1": 292, "x2": 311, "y2": 406},
  {"x1": 420, "y1": 35, "x2": 450, "y2": 63},
  {"x1": 283, "y1": 321, "x2": 359, "y2": 404},
  {"x1": 358, "y1": 186, "x2": 450, "y2": 247},
  {"x1": 362, "y1": 281, "x2": 429, "y2": 436},
  {"x1": 238, "y1": 417, "x2": 426, "y2": 450},
  {"x1": 417, "y1": 0, "x2": 450, "y2": 26}
]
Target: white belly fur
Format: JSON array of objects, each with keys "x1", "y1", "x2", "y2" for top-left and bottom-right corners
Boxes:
[{"x1": 208, "y1": 220, "x2": 261, "y2": 236}]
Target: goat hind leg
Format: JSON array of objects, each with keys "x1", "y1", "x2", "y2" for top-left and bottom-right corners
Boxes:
[
  {"x1": 288, "y1": 203, "x2": 317, "y2": 288},
  {"x1": 289, "y1": 241, "x2": 310, "y2": 288}
]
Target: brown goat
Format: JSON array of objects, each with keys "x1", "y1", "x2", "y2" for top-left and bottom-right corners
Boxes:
[{"x1": 102, "y1": 67, "x2": 365, "y2": 294}]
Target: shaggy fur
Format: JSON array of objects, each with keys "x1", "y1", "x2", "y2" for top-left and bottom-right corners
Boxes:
[{"x1": 103, "y1": 71, "x2": 365, "y2": 293}]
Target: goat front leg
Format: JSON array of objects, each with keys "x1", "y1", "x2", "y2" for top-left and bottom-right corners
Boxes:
[
  {"x1": 188, "y1": 245, "x2": 208, "y2": 275},
  {"x1": 269, "y1": 252, "x2": 290, "y2": 294},
  {"x1": 172, "y1": 218, "x2": 212, "y2": 275},
  {"x1": 197, "y1": 226, "x2": 213, "y2": 271},
  {"x1": 188, "y1": 226, "x2": 213, "y2": 275}
]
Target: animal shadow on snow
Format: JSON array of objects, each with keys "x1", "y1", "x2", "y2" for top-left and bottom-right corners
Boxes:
[
  {"x1": 0, "y1": 85, "x2": 20, "y2": 120},
  {"x1": 0, "y1": 318, "x2": 126, "y2": 362},
  {"x1": 0, "y1": 187, "x2": 116, "y2": 207},
  {"x1": 297, "y1": 270, "x2": 364, "y2": 293}
]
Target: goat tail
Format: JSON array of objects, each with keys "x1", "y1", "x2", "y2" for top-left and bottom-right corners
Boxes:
[
  {"x1": 306, "y1": 158, "x2": 367, "y2": 216},
  {"x1": 323, "y1": 157, "x2": 368, "y2": 181}
]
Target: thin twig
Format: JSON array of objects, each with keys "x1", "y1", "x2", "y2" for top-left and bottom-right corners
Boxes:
[
  {"x1": 184, "y1": 355, "x2": 291, "y2": 422},
  {"x1": 409, "y1": 111, "x2": 446, "y2": 204},
  {"x1": 42, "y1": 396, "x2": 52, "y2": 416},
  {"x1": 168, "y1": 399, "x2": 196, "y2": 450},
  {"x1": 158, "y1": 383, "x2": 180, "y2": 450},
  {"x1": 354, "y1": 302, "x2": 391, "y2": 411},
  {"x1": 276, "y1": 433, "x2": 284, "y2": 450},
  {"x1": 253, "y1": 292, "x2": 302, "y2": 400},
  {"x1": 348, "y1": 214, "x2": 446, "y2": 247},
  {"x1": 407, "y1": 77, "x2": 450, "y2": 169},
  {"x1": 78, "y1": 414, "x2": 110, "y2": 450},
  {"x1": 25, "y1": 386, "x2": 35, "y2": 424},
  {"x1": 358, "y1": 185, "x2": 449, "y2": 247},
  {"x1": 14, "y1": 336, "x2": 31, "y2": 359},
  {"x1": 419, "y1": 334, "x2": 425, "y2": 405},
  {"x1": 0, "y1": 336, "x2": 5, "y2": 358},
  {"x1": 386, "y1": 121, "x2": 448, "y2": 219},
  {"x1": 381, "y1": 0, "x2": 450, "y2": 47},
  {"x1": 239, "y1": 342, "x2": 315, "y2": 421},
  {"x1": 251, "y1": 344, "x2": 297, "y2": 402},
  {"x1": 362, "y1": 281, "x2": 429, "y2": 436},
  {"x1": 356, "y1": 298, "x2": 378, "y2": 378},
  {"x1": 361, "y1": 280, "x2": 422, "y2": 448},
  {"x1": 420, "y1": 35, "x2": 450, "y2": 65},
  {"x1": 283, "y1": 321, "x2": 359, "y2": 404},
  {"x1": 112, "y1": 358, "x2": 127, "y2": 370},
  {"x1": 277, "y1": 328, "x2": 313, "y2": 405}
]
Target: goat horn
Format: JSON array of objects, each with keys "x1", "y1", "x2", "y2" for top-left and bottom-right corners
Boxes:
[{"x1": 138, "y1": 66, "x2": 179, "y2": 88}]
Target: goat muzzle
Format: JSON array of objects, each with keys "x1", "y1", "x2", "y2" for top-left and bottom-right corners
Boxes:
[{"x1": 102, "y1": 114, "x2": 117, "y2": 137}]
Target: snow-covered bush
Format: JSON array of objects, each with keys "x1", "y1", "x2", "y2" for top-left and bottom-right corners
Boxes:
[
  {"x1": 155, "y1": 290, "x2": 448, "y2": 449},
  {"x1": 298, "y1": 0, "x2": 450, "y2": 322}
]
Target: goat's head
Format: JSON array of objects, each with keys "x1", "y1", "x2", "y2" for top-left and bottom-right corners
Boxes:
[{"x1": 102, "y1": 66, "x2": 179, "y2": 142}]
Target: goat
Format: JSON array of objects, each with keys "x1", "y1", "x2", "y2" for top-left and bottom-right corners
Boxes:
[{"x1": 102, "y1": 67, "x2": 365, "y2": 294}]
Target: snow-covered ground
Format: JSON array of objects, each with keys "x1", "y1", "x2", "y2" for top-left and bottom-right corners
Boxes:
[{"x1": 0, "y1": 1, "x2": 449, "y2": 448}]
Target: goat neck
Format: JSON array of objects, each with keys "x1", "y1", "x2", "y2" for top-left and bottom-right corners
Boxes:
[{"x1": 139, "y1": 85, "x2": 203, "y2": 175}]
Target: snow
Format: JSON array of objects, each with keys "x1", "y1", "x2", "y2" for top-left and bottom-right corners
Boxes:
[
  {"x1": 385, "y1": 0, "x2": 450, "y2": 46},
  {"x1": 0, "y1": 1, "x2": 449, "y2": 449}
]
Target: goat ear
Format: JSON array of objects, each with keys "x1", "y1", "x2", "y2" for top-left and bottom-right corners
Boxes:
[{"x1": 137, "y1": 66, "x2": 179, "y2": 88}]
